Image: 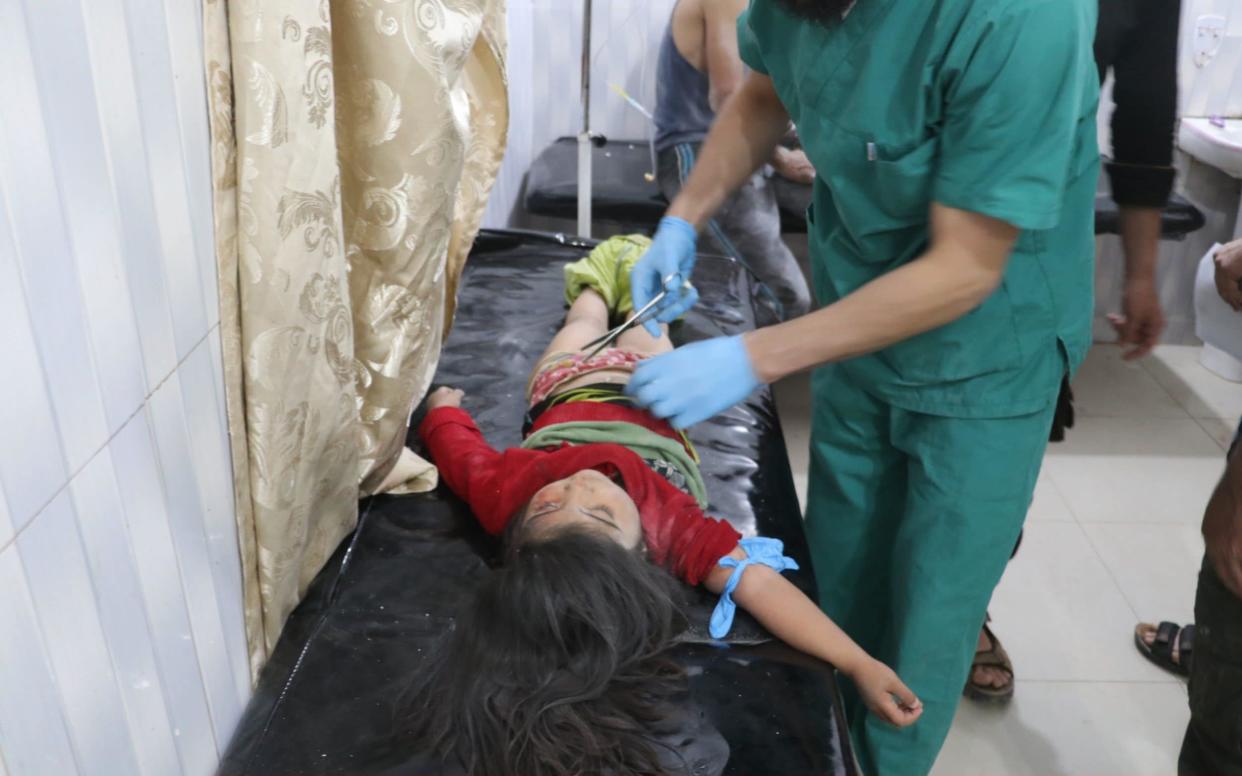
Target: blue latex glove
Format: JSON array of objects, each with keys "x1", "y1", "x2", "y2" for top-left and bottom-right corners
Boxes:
[
  {"x1": 625, "y1": 335, "x2": 761, "y2": 429},
  {"x1": 631, "y1": 216, "x2": 699, "y2": 337}
]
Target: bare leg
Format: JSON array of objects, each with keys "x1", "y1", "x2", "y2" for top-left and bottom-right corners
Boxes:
[
  {"x1": 528, "y1": 289, "x2": 611, "y2": 383},
  {"x1": 616, "y1": 315, "x2": 673, "y2": 356}
]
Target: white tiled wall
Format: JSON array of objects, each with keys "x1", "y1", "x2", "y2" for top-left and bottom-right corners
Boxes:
[
  {"x1": 0, "y1": 1, "x2": 248, "y2": 775},
  {"x1": 484, "y1": 0, "x2": 676, "y2": 226}
]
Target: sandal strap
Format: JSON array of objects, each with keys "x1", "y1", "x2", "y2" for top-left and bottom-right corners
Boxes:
[
  {"x1": 1154, "y1": 621, "x2": 1180, "y2": 647},
  {"x1": 974, "y1": 624, "x2": 1014, "y2": 675},
  {"x1": 1178, "y1": 624, "x2": 1195, "y2": 655}
]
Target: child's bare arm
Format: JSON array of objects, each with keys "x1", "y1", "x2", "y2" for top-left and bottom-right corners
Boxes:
[{"x1": 704, "y1": 551, "x2": 923, "y2": 727}]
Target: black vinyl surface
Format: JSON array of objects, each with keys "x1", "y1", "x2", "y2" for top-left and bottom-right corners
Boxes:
[
  {"x1": 523, "y1": 137, "x2": 1206, "y2": 239},
  {"x1": 219, "y1": 229, "x2": 857, "y2": 775},
  {"x1": 523, "y1": 137, "x2": 811, "y2": 232},
  {"x1": 1093, "y1": 192, "x2": 1205, "y2": 238}
]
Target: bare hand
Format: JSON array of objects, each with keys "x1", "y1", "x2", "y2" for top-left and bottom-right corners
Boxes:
[
  {"x1": 773, "y1": 147, "x2": 816, "y2": 185},
  {"x1": 426, "y1": 386, "x2": 464, "y2": 409},
  {"x1": 851, "y1": 659, "x2": 923, "y2": 728},
  {"x1": 1107, "y1": 280, "x2": 1165, "y2": 360},
  {"x1": 1214, "y1": 240, "x2": 1242, "y2": 311}
]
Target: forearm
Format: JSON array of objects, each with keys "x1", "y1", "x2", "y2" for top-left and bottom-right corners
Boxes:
[
  {"x1": 706, "y1": 560, "x2": 872, "y2": 673},
  {"x1": 666, "y1": 73, "x2": 790, "y2": 229},
  {"x1": 1118, "y1": 206, "x2": 1162, "y2": 287},
  {"x1": 744, "y1": 245, "x2": 1000, "y2": 383}
]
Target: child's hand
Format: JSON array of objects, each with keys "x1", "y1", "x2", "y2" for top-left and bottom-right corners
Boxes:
[
  {"x1": 426, "y1": 387, "x2": 464, "y2": 409},
  {"x1": 851, "y1": 659, "x2": 923, "y2": 728}
]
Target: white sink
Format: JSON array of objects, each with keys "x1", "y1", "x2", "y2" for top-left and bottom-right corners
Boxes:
[{"x1": 1179, "y1": 117, "x2": 1242, "y2": 178}]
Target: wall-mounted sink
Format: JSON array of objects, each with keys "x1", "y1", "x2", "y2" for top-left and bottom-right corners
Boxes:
[{"x1": 1179, "y1": 117, "x2": 1242, "y2": 178}]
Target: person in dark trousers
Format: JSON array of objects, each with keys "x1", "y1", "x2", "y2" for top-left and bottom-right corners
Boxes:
[
  {"x1": 1180, "y1": 419, "x2": 1242, "y2": 775},
  {"x1": 1137, "y1": 236, "x2": 1242, "y2": 776},
  {"x1": 967, "y1": 0, "x2": 1183, "y2": 701}
]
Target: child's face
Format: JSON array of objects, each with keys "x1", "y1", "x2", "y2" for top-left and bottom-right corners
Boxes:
[{"x1": 523, "y1": 469, "x2": 643, "y2": 549}]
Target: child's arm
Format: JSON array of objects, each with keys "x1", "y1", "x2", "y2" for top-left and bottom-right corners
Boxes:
[
  {"x1": 704, "y1": 550, "x2": 924, "y2": 728},
  {"x1": 418, "y1": 388, "x2": 510, "y2": 534}
]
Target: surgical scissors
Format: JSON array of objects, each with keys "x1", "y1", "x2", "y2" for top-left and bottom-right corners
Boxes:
[{"x1": 579, "y1": 274, "x2": 689, "y2": 359}]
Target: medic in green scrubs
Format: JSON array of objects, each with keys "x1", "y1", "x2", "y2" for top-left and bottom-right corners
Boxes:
[{"x1": 624, "y1": 0, "x2": 1100, "y2": 772}]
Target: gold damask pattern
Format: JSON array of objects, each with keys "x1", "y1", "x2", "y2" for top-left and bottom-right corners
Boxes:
[{"x1": 203, "y1": 0, "x2": 507, "y2": 674}]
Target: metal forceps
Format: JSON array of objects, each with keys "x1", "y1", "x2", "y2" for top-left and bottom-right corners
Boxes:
[{"x1": 579, "y1": 274, "x2": 689, "y2": 359}]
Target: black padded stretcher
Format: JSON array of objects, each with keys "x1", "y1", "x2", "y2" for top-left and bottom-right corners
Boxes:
[
  {"x1": 523, "y1": 136, "x2": 811, "y2": 232},
  {"x1": 523, "y1": 136, "x2": 1206, "y2": 239},
  {"x1": 220, "y1": 229, "x2": 858, "y2": 776}
]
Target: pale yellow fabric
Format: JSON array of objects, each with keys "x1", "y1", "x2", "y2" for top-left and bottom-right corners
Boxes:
[
  {"x1": 203, "y1": 0, "x2": 508, "y2": 673},
  {"x1": 376, "y1": 447, "x2": 439, "y2": 495}
]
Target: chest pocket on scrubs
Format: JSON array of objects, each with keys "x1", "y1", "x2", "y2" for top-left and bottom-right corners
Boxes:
[
  {"x1": 830, "y1": 128, "x2": 1026, "y2": 383},
  {"x1": 816, "y1": 123, "x2": 938, "y2": 263}
]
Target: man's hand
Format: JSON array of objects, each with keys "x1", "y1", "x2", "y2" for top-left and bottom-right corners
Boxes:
[
  {"x1": 426, "y1": 387, "x2": 464, "y2": 410},
  {"x1": 625, "y1": 335, "x2": 759, "y2": 428},
  {"x1": 1108, "y1": 278, "x2": 1165, "y2": 360},
  {"x1": 1214, "y1": 239, "x2": 1242, "y2": 311},
  {"x1": 1204, "y1": 444, "x2": 1242, "y2": 598},
  {"x1": 772, "y1": 146, "x2": 816, "y2": 185}
]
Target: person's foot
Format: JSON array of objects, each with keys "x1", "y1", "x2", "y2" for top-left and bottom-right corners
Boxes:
[
  {"x1": 971, "y1": 628, "x2": 1010, "y2": 690},
  {"x1": 964, "y1": 620, "x2": 1014, "y2": 702},
  {"x1": 1134, "y1": 621, "x2": 1193, "y2": 676}
]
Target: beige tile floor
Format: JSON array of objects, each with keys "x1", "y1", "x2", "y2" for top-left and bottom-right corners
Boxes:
[{"x1": 772, "y1": 344, "x2": 1240, "y2": 775}]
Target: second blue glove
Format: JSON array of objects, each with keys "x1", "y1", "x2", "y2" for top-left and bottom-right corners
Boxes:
[{"x1": 625, "y1": 335, "x2": 761, "y2": 429}]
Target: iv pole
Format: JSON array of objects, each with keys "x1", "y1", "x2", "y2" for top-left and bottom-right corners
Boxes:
[{"x1": 577, "y1": 0, "x2": 593, "y2": 238}]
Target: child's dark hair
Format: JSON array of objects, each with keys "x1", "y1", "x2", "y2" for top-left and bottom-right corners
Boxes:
[{"x1": 397, "y1": 526, "x2": 688, "y2": 775}]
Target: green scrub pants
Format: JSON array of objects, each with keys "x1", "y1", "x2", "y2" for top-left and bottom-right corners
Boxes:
[{"x1": 806, "y1": 363, "x2": 1057, "y2": 775}]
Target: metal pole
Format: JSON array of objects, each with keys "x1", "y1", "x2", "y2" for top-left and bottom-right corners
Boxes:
[{"x1": 577, "y1": 0, "x2": 593, "y2": 238}]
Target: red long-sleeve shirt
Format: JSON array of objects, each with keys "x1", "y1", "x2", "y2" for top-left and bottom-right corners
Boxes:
[{"x1": 419, "y1": 406, "x2": 742, "y2": 585}]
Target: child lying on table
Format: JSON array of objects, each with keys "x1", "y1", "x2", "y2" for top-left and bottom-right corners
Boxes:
[{"x1": 401, "y1": 238, "x2": 921, "y2": 775}]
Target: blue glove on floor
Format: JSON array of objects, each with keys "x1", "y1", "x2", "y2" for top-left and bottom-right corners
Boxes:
[
  {"x1": 625, "y1": 335, "x2": 761, "y2": 429},
  {"x1": 630, "y1": 216, "x2": 699, "y2": 336}
]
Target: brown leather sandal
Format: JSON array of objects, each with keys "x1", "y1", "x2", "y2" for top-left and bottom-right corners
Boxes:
[{"x1": 964, "y1": 620, "x2": 1014, "y2": 702}]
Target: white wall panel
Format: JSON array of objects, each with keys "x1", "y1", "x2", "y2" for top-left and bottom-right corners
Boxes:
[
  {"x1": 157, "y1": 0, "x2": 220, "y2": 330},
  {"x1": 0, "y1": 1, "x2": 248, "y2": 774},
  {"x1": 22, "y1": 0, "x2": 148, "y2": 433},
  {"x1": 0, "y1": 1, "x2": 111, "y2": 472},
  {"x1": 0, "y1": 489, "x2": 12, "y2": 552},
  {"x1": 0, "y1": 189, "x2": 67, "y2": 531},
  {"x1": 17, "y1": 494, "x2": 143, "y2": 776},
  {"x1": 80, "y1": 0, "x2": 181, "y2": 389},
  {"x1": 118, "y1": 0, "x2": 210, "y2": 360},
  {"x1": 179, "y1": 343, "x2": 251, "y2": 704},
  {"x1": 146, "y1": 372, "x2": 245, "y2": 741},
  {"x1": 0, "y1": 548, "x2": 80, "y2": 776},
  {"x1": 485, "y1": 0, "x2": 675, "y2": 226},
  {"x1": 110, "y1": 414, "x2": 220, "y2": 775},
  {"x1": 68, "y1": 450, "x2": 183, "y2": 776}
]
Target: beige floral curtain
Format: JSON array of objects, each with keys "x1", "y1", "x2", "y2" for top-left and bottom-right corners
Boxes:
[{"x1": 203, "y1": 0, "x2": 508, "y2": 674}]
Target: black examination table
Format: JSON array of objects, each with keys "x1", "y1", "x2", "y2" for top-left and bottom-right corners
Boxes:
[
  {"x1": 523, "y1": 136, "x2": 812, "y2": 232},
  {"x1": 523, "y1": 136, "x2": 1206, "y2": 239},
  {"x1": 219, "y1": 229, "x2": 857, "y2": 775}
]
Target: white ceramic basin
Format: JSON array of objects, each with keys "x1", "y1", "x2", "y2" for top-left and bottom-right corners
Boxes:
[{"x1": 1179, "y1": 117, "x2": 1242, "y2": 178}]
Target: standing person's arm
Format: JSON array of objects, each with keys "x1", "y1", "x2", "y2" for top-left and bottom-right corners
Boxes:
[
  {"x1": 666, "y1": 72, "x2": 791, "y2": 229},
  {"x1": 704, "y1": 0, "x2": 814, "y2": 185},
  {"x1": 1101, "y1": 0, "x2": 1181, "y2": 359},
  {"x1": 702, "y1": 0, "x2": 748, "y2": 110},
  {"x1": 629, "y1": 71, "x2": 795, "y2": 335}
]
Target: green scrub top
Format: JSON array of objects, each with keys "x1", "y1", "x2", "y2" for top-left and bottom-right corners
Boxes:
[{"x1": 739, "y1": 0, "x2": 1100, "y2": 418}]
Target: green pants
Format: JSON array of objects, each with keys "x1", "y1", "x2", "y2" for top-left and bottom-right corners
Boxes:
[{"x1": 806, "y1": 364, "x2": 1056, "y2": 775}]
